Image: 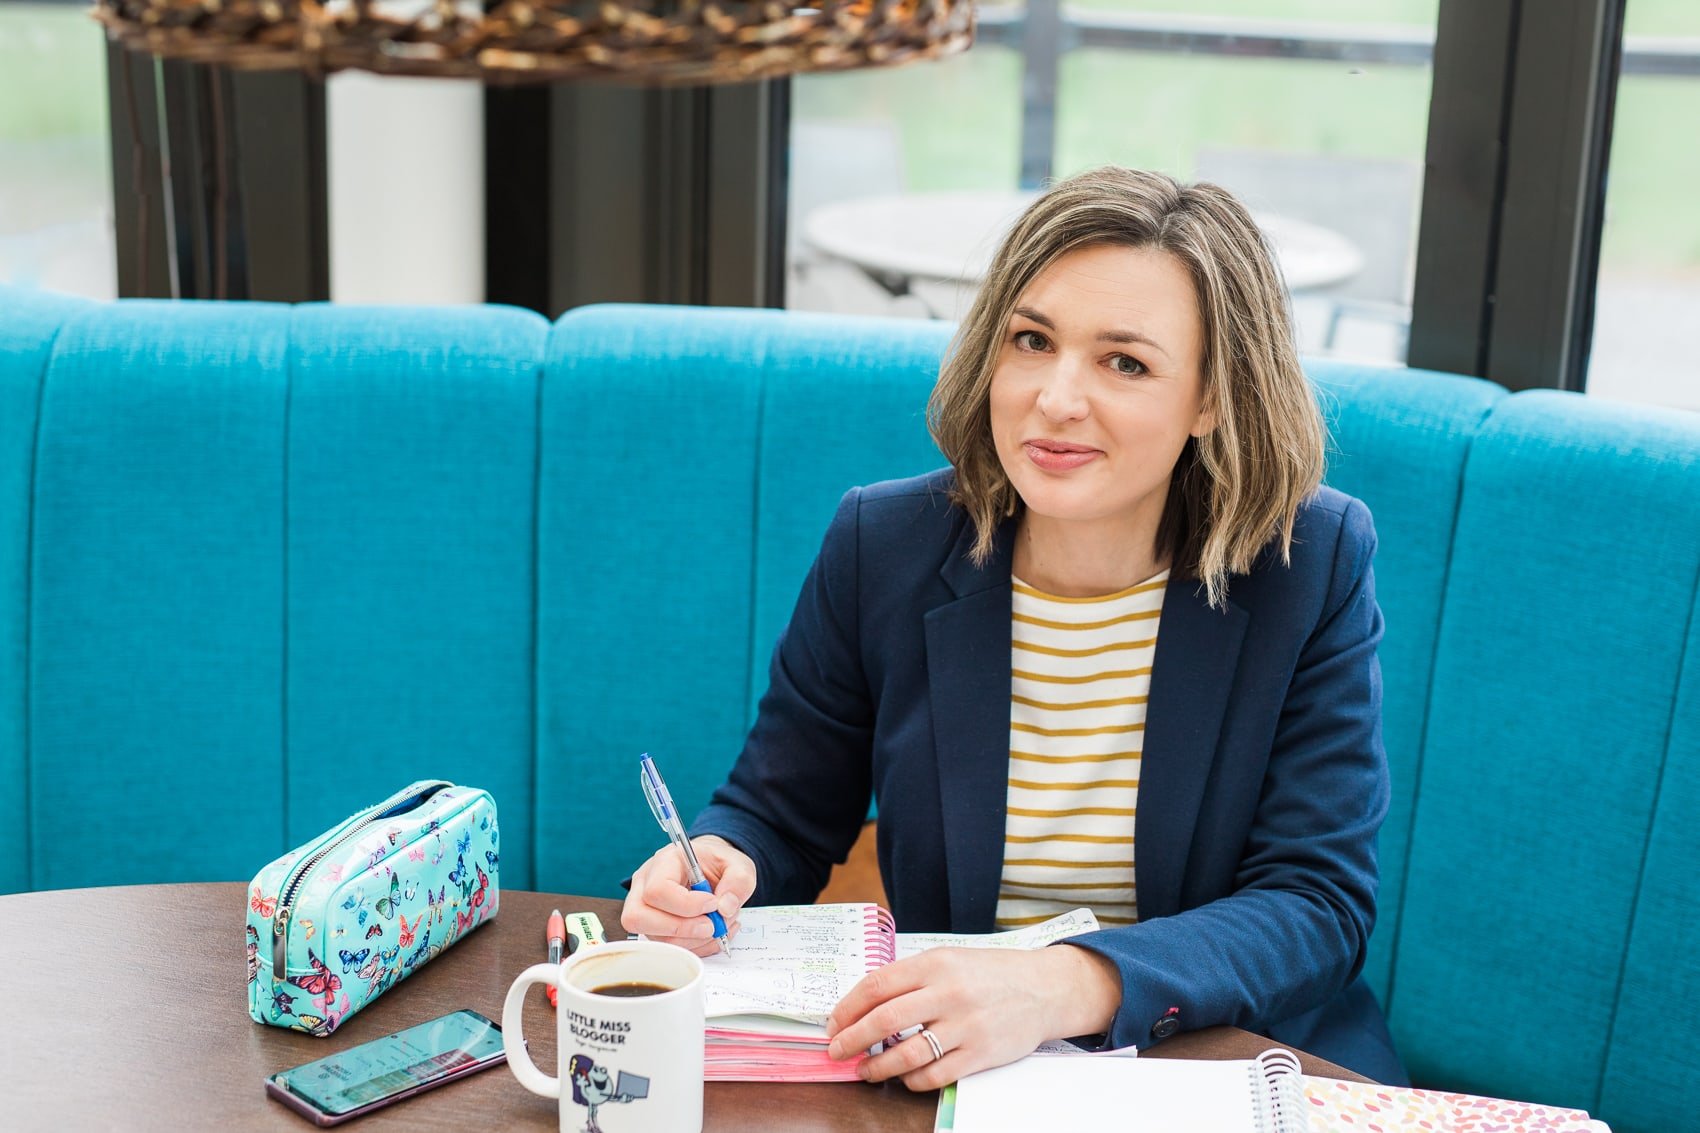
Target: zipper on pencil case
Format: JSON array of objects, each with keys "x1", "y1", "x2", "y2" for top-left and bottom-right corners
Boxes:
[{"x1": 271, "y1": 780, "x2": 453, "y2": 982}]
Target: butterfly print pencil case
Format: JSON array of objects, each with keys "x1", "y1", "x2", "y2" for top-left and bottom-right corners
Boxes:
[{"x1": 245, "y1": 779, "x2": 501, "y2": 1037}]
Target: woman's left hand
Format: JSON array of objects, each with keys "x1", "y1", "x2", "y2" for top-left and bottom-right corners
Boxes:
[{"x1": 822, "y1": 944, "x2": 1122, "y2": 1090}]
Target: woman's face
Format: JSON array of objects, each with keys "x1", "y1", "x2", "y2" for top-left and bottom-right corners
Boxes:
[{"x1": 988, "y1": 243, "x2": 1213, "y2": 545}]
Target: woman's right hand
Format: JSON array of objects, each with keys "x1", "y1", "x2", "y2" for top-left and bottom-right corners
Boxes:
[{"x1": 620, "y1": 835, "x2": 757, "y2": 957}]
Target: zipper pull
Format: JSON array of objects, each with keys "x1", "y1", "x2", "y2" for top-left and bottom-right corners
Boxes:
[{"x1": 272, "y1": 907, "x2": 290, "y2": 984}]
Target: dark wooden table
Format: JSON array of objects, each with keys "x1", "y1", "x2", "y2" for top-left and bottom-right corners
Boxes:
[{"x1": 0, "y1": 884, "x2": 1365, "y2": 1130}]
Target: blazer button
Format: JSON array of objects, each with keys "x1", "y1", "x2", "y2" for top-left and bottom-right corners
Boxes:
[{"x1": 1150, "y1": 1007, "x2": 1180, "y2": 1040}]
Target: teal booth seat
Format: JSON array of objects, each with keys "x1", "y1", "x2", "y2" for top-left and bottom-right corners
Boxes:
[{"x1": 2, "y1": 287, "x2": 1698, "y2": 1131}]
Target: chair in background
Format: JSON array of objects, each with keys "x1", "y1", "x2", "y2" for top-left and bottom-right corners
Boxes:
[
  {"x1": 785, "y1": 119, "x2": 930, "y2": 317},
  {"x1": 1195, "y1": 147, "x2": 1423, "y2": 360}
]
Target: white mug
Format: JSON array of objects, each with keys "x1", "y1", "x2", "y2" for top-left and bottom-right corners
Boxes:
[{"x1": 503, "y1": 938, "x2": 705, "y2": 1133}]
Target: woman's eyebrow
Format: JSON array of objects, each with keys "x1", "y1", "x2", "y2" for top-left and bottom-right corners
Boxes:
[
  {"x1": 1011, "y1": 306, "x2": 1170, "y2": 360},
  {"x1": 1098, "y1": 328, "x2": 1171, "y2": 359}
]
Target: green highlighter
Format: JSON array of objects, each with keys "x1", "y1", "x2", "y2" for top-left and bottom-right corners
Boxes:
[
  {"x1": 564, "y1": 910, "x2": 606, "y2": 951},
  {"x1": 934, "y1": 1083, "x2": 957, "y2": 1132}
]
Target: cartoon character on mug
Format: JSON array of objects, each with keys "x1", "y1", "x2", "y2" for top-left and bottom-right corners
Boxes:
[{"x1": 567, "y1": 1053, "x2": 645, "y2": 1133}]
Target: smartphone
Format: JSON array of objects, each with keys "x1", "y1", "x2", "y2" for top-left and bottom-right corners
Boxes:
[{"x1": 266, "y1": 1008, "x2": 508, "y2": 1126}]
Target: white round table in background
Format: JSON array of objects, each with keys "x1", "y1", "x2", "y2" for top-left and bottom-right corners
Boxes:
[{"x1": 802, "y1": 189, "x2": 1364, "y2": 297}]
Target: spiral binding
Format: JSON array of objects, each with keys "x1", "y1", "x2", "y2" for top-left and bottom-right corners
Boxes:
[
  {"x1": 864, "y1": 905, "x2": 897, "y2": 968},
  {"x1": 1250, "y1": 1048, "x2": 1306, "y2": 1132}
]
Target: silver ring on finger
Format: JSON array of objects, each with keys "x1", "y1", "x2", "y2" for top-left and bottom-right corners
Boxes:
[{"x1": 920, "y1": 1027, "x2": 944, "y2": 1063}]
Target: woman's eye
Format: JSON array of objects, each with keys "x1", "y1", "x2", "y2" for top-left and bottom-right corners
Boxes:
[
  {"x1": 1110, "y1": 354, "x2": 1147, "y2": 376},
  {"x1": 1014, "y1": 330, "x2": 1050, "y2": 351}
]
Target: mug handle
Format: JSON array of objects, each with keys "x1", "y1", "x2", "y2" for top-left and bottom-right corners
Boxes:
[{"x1": 502, "y1": 962, "x2": 564, "y2": 1099}]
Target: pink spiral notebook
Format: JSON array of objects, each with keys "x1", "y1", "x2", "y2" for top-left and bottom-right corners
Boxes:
[{"x1": 700, "y1": 903, "x2": 1100, "y2": 1082}]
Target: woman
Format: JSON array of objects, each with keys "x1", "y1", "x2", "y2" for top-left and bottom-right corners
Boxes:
[{"x1": 621, "y1": 166, "x2": 1404, "y2": 1088}]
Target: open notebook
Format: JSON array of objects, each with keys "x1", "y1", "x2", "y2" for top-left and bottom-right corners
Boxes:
[
  {"x1": 701, "y1": 903, "x2": 1101, "y2": 1081},
  {"x1": 938, "y1": 1048, "x2": 1613, "y2": 1132}
]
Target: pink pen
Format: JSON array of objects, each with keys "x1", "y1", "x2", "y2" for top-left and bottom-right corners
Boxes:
[{"x1": 545, "y1": 908, "x2": 566, "y2": 1007}]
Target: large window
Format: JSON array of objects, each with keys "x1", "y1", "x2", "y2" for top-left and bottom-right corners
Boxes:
[
  {"x1": 25, "y1": 0, "x2": 1695, "y2": 413},
  {"x1": 787, "y1": 0, "x2": 1439, "y2": 367},
  {"x1": 1588, "y1": 0, "x2": 1700, "y2": 410},
  {"x1": 785, "y1": 35, "x2": 1023, "y2": 320},
  {"x1": 0, "y1": 2, "x2": 114, "y2": 300}
]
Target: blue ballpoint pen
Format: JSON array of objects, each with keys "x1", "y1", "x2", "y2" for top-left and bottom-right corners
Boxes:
[{"x1": 639, "y1": 752, "x2": 730, "y2": 954}]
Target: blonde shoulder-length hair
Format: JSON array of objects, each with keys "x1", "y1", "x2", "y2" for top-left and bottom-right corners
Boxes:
[{"x1": 927, "y1": 165, "x2": 1327, "y2": 610}]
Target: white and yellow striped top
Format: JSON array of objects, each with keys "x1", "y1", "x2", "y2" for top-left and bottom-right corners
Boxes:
[{"x1": 994, "y1": 569, "x2": 1168, "y2": 931}]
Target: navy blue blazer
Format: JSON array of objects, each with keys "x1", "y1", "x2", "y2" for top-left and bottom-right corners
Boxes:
[{"x1": 692, "y1": 468, "x2": 1404, "y2": 1083}]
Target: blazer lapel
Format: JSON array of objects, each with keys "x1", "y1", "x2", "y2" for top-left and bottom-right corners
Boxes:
[
  {"x1": 1136, "y1": 578, "x2": 1249, "y2": 920},
  {"x1": 925, "y1": 517, "x2": 1017, "y2": 933}
]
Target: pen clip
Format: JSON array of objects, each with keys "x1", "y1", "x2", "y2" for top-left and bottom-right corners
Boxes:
[
  {"x1": 638, "y1": 753, "x2": 675, "y2": 828},
  {"x1": 639, "y1": 755, "x2": 715, "y2": 896}
]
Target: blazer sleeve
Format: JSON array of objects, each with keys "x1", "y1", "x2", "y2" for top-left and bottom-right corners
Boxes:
[
  {"x1": 688, "y1": 488, "x2": 877, "y2": 905},
  {"x1": 1063, "y1": 497, "x2": 1390, "y2": 1050}
]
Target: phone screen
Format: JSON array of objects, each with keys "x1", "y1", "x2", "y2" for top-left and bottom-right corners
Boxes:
[{"x1": 270, "y1": 1008, "x2": 505, "y2": 1117}]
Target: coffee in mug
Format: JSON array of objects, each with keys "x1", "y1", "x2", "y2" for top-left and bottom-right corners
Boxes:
[
  {"x1": 589, "y1": 982, "x2": 672, "y2": 998},
  {"x1": 503, "y1": 938, "x2": 704, "y2": 1133}
]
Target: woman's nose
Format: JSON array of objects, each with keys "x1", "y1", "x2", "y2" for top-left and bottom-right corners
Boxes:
[{"x1": 1035, "y1": 359, "x2": 1090, "y2": 421}]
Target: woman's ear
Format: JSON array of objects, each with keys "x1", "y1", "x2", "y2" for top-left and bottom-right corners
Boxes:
[{"x1": 1190, "y1": 397, "x2": 1219, "y2": 439}]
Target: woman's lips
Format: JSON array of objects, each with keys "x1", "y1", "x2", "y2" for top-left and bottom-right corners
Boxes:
[{"x1": 1023, "y1": 440, "x2": 1101, "y2": 471}]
